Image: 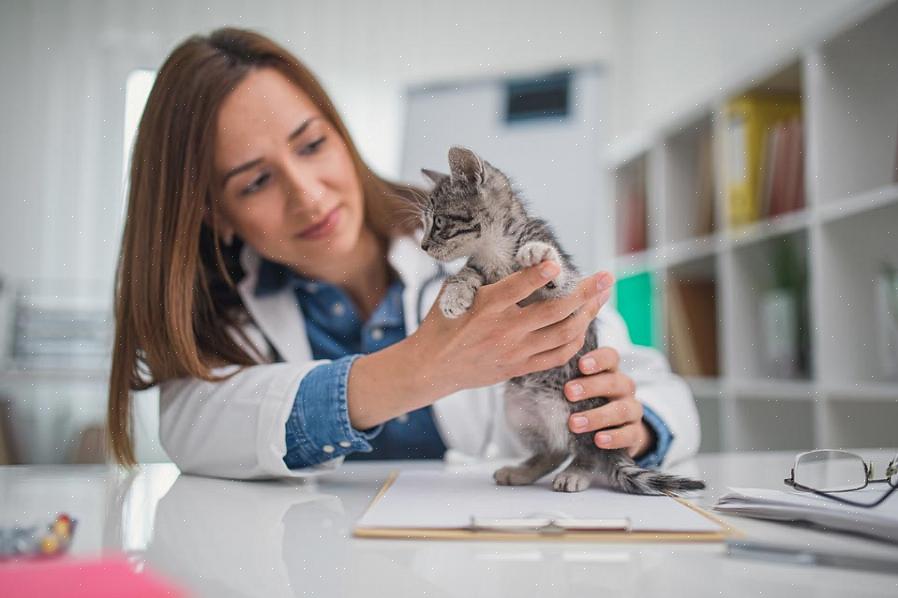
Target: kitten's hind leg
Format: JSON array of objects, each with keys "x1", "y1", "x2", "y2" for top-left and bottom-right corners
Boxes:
[
  {"x1": 494, "y1": 452, "x2": 567, "y2": 486},
  {"x1": 552, "y1": 452, "x2": 601, "y2": 493}
]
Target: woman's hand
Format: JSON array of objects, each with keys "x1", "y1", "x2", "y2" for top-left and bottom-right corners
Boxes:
[
  {"x1": 409, "y1": 262, "x2": 614, "y2": 399},
  {"x1": 564, "y1": 347, "x2": 655, "y2": 459}
]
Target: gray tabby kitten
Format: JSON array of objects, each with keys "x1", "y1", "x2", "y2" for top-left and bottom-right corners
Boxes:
[{"x1": 418, "y1": 146, "x2": 705, "y2": 494}]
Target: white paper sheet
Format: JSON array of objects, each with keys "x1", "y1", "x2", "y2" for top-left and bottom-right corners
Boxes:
[
  {"x1": 715, "y1": 486, "x2": 898, "y2": 543},
  {"x1": 356, "y1": 470, "x2": 721, "y2": 533}
]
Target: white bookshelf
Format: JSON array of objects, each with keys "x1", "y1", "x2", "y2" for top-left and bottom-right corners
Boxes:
[{"x1": 608, "y1": 0, "x2": 898, "y2": 454}]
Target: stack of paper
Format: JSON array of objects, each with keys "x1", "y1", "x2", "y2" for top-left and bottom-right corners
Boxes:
[{"x1": 714, "y1": 487, "x2": 898, "y2": 543}]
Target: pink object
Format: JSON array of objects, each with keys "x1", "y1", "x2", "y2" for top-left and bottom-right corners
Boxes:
[{"x1": 0, "y1": 555, "x2": 186, "y2": 597}]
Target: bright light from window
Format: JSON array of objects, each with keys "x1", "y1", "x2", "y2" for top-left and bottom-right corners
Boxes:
[{"x1": 121, "y1": 70, "x2": 156, "y2": 212}]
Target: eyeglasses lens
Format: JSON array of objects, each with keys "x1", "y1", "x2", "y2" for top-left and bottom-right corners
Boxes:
[{"x1": 794, "y1": 450, "x2": 867, "y2": 492}]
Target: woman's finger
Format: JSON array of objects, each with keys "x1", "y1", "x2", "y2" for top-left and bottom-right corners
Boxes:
[
  {"x1": 578, "y1": 346, "x2": 620, "y2": 375},
  {"x1": 594, "y1": 422, "x2": 642, "y2": 451},
  {"x1": 564, "y1": 371, "x2": 636, "y2": 403},
  {"x1": 523, "y1": 296, "x2": 600, "y2": 355},
  {"x1": 568, "y1": 394, "x2": 643, "y2": 433},
  {"x1": 520, "y1": 272, "x2": 611, "y2": 331},
  {"x1": 477, "y1": 261, "x2": 560, "y2": 308}
]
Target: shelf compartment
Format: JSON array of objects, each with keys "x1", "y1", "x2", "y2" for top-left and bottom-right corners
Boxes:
[
  {"x1": 719, "y1": 61, "x2": 806, "y2": 230},
  {"x1": 661, "y1": 114, "x2": 717, "y2": 244},
  {"x1": 728, "y1": 396, "x2": 815, "y2": 451},
  {"x1": 695, "y1": 395, "x2": 722, "y2": 454},
  {"x1": 817, "y1": 201, "x2": 898, "y2": 385},
  {"x1": 613, "y1": 154, "x2": 650, "y2": 256},
  {"x1": 664, "y1": 258, "x2": 719, "y2": 378},
  {"x1": 824, "y1": 398, "x2": 898, "y2": 451},
  {"x1": 810, "y1": 0, "x2": 898, "y2": 203},
  {"x1": 727, "y1": 231, "x2": 812, "y2": 381}
]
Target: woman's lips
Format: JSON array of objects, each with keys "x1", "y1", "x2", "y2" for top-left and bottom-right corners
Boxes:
[{"x1": 297, "y1": 206, "x2": 341, "y2": 240}]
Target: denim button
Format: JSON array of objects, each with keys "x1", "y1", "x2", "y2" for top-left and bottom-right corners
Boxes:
[
  {"x1": 322, "y1": 444, "x2": 335, "y2": 454},
  {"x1": 331, "y1": 303, "x2": 346, "y2": 316},
  {"x1": 371, "y1": 327, "x2": 384, "y2": 341},
  {"x1": 339, "y1": 440, "x2": 352, "y2": 448}
]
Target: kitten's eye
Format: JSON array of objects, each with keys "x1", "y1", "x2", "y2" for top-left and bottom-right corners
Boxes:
[{"x1": 433, "y1": 216, "x2": 444, "y2": 230}]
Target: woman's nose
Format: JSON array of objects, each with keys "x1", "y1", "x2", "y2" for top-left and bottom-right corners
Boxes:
[{"x1": 282, "y1": 162, "x2": 326, "y2": 212}]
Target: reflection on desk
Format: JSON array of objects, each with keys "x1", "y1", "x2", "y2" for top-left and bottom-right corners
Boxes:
[{"x1": 1, "y1": 451, "x2": 896, "y2": 597}]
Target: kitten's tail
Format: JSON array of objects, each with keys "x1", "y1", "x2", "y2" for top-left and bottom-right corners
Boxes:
[{"x1": 604, "y1": 452, "x2": 705, "y2": 495}]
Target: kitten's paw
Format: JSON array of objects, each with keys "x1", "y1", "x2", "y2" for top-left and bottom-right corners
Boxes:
[
  {"x1": 552, "y1": 471, "x2": 591, "y2": 492},
  {"x1": 494, "y1": 465, "x2": 540, "y2": 486},
  {"x1": 516, "y1": 241, "x2": 560, "y2": 268},
  {"x1": 439, "y1": 282, "x2": 476, "y2": 319},
  {"x1": 517, "y1": 242, "x2": 562, "y2": 288}
]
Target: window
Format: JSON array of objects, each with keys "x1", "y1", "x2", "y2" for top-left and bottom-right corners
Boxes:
[{"x1": 505, "y1": 71, "x2": 571, "y2": 123}]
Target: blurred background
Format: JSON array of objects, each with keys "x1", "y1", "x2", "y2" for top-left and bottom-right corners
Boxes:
[{"x1": 0, "y1": 0, "x2": 896, "y2": 466}]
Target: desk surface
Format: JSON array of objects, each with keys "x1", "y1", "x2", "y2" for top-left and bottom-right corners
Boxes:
[{"x1": 2, "y1": 451, "x2": 896, "y2": 597}]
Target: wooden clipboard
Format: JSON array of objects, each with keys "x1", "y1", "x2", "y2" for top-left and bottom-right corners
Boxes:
[{"x1": 353, "y1": 471, "x2": 741, "y2": 543}]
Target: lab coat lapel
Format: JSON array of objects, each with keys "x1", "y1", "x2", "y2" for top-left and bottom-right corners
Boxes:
[{"x1": 237, "y1": 246, "x2": 312, "y2": 363}]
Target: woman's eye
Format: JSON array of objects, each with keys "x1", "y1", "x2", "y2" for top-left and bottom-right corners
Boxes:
[
  {"x1": 241, "y1": 172, "x2": 270, "y2": 196},
  {"x1": 298, "y1": 137, "x2": 326, "y2": 156}
]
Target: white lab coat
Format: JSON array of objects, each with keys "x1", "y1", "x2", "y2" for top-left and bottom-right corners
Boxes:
[{"x1": 159, "y1": 236, "x2": 700, "y2": 479}]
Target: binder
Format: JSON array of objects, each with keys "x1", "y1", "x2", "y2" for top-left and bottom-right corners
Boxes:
[
  {"x1": 354, "y1": 471, "x2": 739, "y2": 542},
  {"x1": 723, "y1": 93, "x2": 801, "y2": 227}
]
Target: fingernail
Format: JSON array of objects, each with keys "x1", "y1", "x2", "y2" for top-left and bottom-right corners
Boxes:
[
  {"x1": 597, "y1": 433, "x2": 612, "y2": 446},
  {"x1": 572, "y1": 416, "x2": 588, "y2": 430},
  {"x1": 568, "y1": 383, "x2": 584, "y2": 397},
  {"x1": 596, "y1": 273, "x2": 613, "y2": 292},
  {"x1": 580, "y1": 357, "x2": 596, "y2": 373},
  {"x1": 539, "y1": 262, "x2": 559, "y2": 279}
]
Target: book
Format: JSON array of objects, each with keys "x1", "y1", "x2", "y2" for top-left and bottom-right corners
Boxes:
[
  {"x1": 616, "y1": 159, "x2": 648, "y2": 255},
  {"x1": 667, "y1": 279, "x2": 719, "y2": 377},
  {"x1": 694, "y1": 127, "x2": 716, "y2": 236},
  {"x1": 715, "y1": 486, "x2": 898, "y2": 544}
]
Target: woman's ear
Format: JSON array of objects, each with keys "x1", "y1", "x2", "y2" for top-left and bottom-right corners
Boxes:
[{"x1": 204, "y1": 209, "x2": 236, "y2": 246}]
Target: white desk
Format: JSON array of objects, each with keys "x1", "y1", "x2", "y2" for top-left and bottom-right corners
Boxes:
[{"x1": 1, "y1": 451, "x2": 896, "y2": 597}]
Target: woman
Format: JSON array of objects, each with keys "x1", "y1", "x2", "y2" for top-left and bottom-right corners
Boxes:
[{"x1": 108, "y1": 28, "x2": 700, "y2": 479}]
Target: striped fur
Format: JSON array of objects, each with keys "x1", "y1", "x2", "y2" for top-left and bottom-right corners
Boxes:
[{"x1": 418, "y1": 146, "x2": 705, "y2": 495}]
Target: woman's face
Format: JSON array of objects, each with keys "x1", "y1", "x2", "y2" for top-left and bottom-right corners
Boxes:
[{"x1": 213, "y1": 67, "x2": 365, "y2": 271}]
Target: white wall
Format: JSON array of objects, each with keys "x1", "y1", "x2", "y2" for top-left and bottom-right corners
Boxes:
[
  {"x1": 0, "y1": 0, "x2": 617, "y2": 297},
  {"x1": 611, "y1": 0, "x2": 872, "y2": 139},
  {"x1": 2, "y1": 0, "x2": 873, "y2": 294}
]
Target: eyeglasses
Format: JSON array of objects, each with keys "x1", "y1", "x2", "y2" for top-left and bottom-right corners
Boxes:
[{"x1": 784, "y1": 449, "x2": 898, "y2": 508}]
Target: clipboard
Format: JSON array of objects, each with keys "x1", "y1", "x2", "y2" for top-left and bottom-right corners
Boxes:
[{"x1": 354, "y1": 471, "x2": 740, "y2": 542}]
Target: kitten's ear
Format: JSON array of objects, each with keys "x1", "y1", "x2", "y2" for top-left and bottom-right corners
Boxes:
[
  {"x1": 421, "y1": 168, "x2": 449, "y2": 186},
  {"x1": 448, "y1": 146, "x2": 484, "y2": 185}
]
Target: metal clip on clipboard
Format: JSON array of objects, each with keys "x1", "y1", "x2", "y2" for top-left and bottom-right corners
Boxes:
[{"x1": 469, "y1": 512, "x2": 632, "y2": 535}]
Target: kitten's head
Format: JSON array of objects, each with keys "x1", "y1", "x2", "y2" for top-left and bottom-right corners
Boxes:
[{"x1": 418, "y1": 146, "x2": 512, "y2": 261}]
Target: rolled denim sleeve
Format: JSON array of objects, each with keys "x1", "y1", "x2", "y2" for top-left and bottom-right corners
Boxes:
[
  {"x1": 284, "y1": 355, "x2": 383, "y2": 469},
  {"x1": 635, "y1": 404, "x2": 674, "y2": 469}
]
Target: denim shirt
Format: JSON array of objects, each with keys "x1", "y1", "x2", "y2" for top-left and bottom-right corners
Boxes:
[{"x1": 255, "y1": 259, "x2": 673, "y2": 469}]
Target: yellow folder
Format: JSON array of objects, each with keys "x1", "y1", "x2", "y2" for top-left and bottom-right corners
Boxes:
[{"x1": 723, "y1": 93, "x2": 801, "y2": 228}]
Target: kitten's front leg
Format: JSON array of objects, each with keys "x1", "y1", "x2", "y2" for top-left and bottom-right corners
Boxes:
[
  {"x1": 516, "y1": 241, "x2": 565, "y2": 289},
  {"x1": 439, "y1": 265, "x2": 484, "y2": 318}
]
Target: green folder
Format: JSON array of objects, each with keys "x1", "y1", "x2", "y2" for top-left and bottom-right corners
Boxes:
[{"x1": 615, "y1": 271, "x2": 657, "y2": 348}]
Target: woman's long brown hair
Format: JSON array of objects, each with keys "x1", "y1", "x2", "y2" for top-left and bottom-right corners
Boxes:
[{"x1": 108, "y1": 28, "x2": 421, "y2": 466}]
